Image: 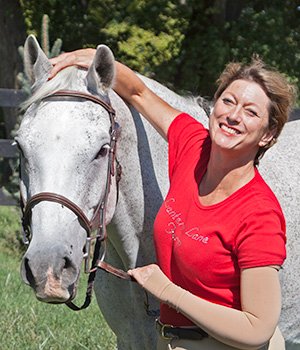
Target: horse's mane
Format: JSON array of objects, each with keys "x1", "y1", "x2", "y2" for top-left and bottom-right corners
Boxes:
[
  {"x1": 22, "y1": 67, "x2": 87, "y2": 110},
  {"x1": 138, "y1": 74, "x2": 212, "y2": 118}
]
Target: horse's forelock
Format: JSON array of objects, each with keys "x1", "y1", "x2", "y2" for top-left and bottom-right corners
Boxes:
[{"x1": 21, "y1": 67, "x2": 87, "y2": 111}]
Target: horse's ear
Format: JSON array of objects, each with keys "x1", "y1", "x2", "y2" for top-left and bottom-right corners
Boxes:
[
  {"x1": 86, "y1": 45, "x2": 115, "y2": 95},
  {"x1": 24, "y1": 34, "x2": 52, "y2": 90}
]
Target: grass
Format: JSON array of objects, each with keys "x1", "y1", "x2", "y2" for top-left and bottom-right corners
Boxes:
[
  {"x1": 0, "y1": 207, "x2": 117, "y2": 349},
  {"x1": 0, "y1": 206, "x2": 25, "y2": 256}
]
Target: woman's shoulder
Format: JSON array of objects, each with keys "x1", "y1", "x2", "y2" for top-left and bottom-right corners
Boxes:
[
  {"x1": 168, "y1": 112, "x2": 207, "y2": 135},
  {"x1": 167, "y1": 112, "x2": 210, "y2": 180},
  {"x1": 251, "y1": 169, "x2": 284, "y2": 212},
  {"x1": 227, "y1": 169, "x2": 285, "y2": 231},
  {"x1": 167, "y1": 112, "x2": 209, "y2": 148}
]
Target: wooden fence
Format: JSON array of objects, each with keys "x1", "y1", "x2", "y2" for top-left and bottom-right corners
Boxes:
[
  {"x1": 0, "y1": 88, "x2": 299, "y2": 206},
  {"x1": 0, "y1": 88, "x2": 26, "y2": 205}
]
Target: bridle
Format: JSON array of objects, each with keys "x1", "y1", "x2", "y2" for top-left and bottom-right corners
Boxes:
[{"x1": 20, "y1": 89, "x2": 133, "y2": 311}]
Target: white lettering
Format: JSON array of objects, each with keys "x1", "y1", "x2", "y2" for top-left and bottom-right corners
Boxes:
[{"x1": 163, "y1": 197, "x2": 209, "y2": 245}]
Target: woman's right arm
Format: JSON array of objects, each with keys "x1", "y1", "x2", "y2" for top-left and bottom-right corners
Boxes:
[
  {"x1": 114, "y1": 61, "x2": 180, "y2": 138},
  {"x1": 49, "y1": 49, "x2": 180, "y2": 139}
]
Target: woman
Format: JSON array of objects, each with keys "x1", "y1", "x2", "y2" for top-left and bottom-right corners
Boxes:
[{"x1": 50, "y1": 51, "x2": 296, "y2": 349}]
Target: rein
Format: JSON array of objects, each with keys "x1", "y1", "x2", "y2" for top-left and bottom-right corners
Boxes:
[{"x1": 20, "y1": 89, "x2": 134, "y2": 311}]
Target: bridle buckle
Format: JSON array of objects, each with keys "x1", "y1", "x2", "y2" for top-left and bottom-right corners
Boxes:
[
  {"x1": 83, "y1": 234, "x2": 107, "y2": 274},
  {"x1": 83, "y1": 236, "x2": 96, "y2": 273}
]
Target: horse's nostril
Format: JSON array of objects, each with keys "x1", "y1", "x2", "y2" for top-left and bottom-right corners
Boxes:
[
  {"x1": 63, "y1": 257, "x2": 72, "y2": 270},
  {"x1": 61, "y1": 256, "x2": 78, "y2": 290},
  {"x1": 23, "y1": 257, "x2": 36, "y2": 288}
]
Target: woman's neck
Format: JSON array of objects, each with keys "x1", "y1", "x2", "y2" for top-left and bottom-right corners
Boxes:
[{"x1": 199, "y1": 148, "x2": 256, "y2": 206}]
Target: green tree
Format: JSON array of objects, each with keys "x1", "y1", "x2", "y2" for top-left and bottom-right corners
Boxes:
[
  {"x1": 156, "y1": 0, "x2": 300, "y2": 98},
  {"x1": 227, "y1": 0, "x2": 300, "y2": 88},
  {"x1": 20, "y1": 0, "x2": 90, "y2": 49},
  {"x1": 19, "y1": 0, "x2": 300, "y2": 102},
  {"x1": 87, "y1": 0, "x2": 186, "y2": 76}
]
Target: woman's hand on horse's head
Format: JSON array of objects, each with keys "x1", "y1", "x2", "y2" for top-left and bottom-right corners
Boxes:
[
  {"x1": 49, "y1": 48, "x2": 96, "y2": 80},
  {"x1": 128, "y1": 264, "x2": 173, "y2": 301}
]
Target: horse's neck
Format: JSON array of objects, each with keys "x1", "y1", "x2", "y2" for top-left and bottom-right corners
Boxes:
[
  {"x1": 110, "y1": 74, "x2": 209, "y2": 212},
  {"x1": 107, "y1": 77, "x2": 208, "y2": 266},
  {"x1": 138, "y1": 74, "x2": 209, "y2": 124}
]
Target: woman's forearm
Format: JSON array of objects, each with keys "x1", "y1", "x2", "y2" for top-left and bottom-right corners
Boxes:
[
  {"x1": 129, "y1": 265, "x2": 281, "y2": 349},
  {"x1": 161, "y1": 283, "x2": 277, "y2": 349},
  {"x1": 113, "y1": 61, "x2": 180, "y2": 138},
  {"x1": 113, "y1": 61, "x2": 146, "y2": 105}
]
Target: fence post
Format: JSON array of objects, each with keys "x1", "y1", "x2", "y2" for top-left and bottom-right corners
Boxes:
[{"x1": 0, "y1": 88, "x2": 26, "y2": 206}]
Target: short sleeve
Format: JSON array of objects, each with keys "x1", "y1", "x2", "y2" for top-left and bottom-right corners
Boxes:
[
  {"x1": 235, "y1": 208, "x2": 286, "y2": 269},
  {"x1": 167, "y1": 113, "x2": 209, "y2": 180}
]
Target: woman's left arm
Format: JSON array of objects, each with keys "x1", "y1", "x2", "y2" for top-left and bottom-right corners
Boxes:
[{"x1": 128, "y1": 264, "x2": 281, "y2": 350}]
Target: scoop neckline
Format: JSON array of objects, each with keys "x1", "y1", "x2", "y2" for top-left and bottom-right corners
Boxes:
[{"x1": 194, "y1": 167, "x2": 259, "y2": 210}]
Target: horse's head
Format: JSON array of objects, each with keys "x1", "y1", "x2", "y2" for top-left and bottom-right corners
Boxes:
[{"x1": 17, "y1": 35, "x2": 119, "y2": 303}]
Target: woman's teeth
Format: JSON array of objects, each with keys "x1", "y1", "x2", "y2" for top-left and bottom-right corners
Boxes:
[{"x1": 221, "y1": 124, "x2": 240, "y2": 135}]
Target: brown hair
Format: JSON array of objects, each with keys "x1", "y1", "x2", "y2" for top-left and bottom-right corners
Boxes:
[{"x1": 214, "y1": 57, "x2": 297, "y2": 165}]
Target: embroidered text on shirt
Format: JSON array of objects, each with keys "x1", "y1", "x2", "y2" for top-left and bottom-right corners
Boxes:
[{"x1": 164, "y1": 198, "x2": 209, "y2": 245}]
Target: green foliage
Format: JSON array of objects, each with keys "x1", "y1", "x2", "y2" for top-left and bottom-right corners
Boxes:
[
  {"x1": 227, "y1": 1, "x2": 300, "y2": 91},
  {"x1": 40, "y1": 14, "x2": 63, "y2": 58},
  {"x1": 16, "y1": 45, "x2": 31, "y2": 96},
  {"x1": 102, "y1": 23, "x2": 184, "y2": 75},
  {"x1": 0, "y1": 206, "x2": 24, "y2": 257},
  {"x1": 17, "y1": 13, "x2": 63, "y2": 95},
  {"x1": 19, "y1": 0, "x2": 300, "y2": 100},
  {"x1": 20, "y1": 0, "x2": 90, "y2": 50},
  {"x1": 85, "y1": 0, "x2": 186, "y2": 78},
  {"x1": 51, "y1": 37, "x2": 63, "y2": 58}
]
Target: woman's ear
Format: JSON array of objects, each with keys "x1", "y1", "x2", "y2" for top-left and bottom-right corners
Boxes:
[{"x1": 259, "y1": 127, "x2": 277, "y2": 147}]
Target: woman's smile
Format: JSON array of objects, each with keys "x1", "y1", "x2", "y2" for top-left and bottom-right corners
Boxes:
[
  {"x1": 219, "y1": 123, "x2": 241, "y2": 135},
  {"x1": 209, "y1": 79, "x2": 272, "y2": 159}
]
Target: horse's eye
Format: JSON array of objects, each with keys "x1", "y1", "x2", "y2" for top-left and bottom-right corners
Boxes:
[{"x1": 96, "y1": 144, "x2": 110, "y2": 159}]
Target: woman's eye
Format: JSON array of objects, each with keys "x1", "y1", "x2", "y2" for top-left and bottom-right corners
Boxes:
[
  {"x1": 247, "y1": 109, "x2": 259, "y2": 117},
  {"x1": 95, "y1": 144, "x2": 110, "y2": 159},
  {"x1": 222, "y1": 98, "x2": 233, "y2": 105}
]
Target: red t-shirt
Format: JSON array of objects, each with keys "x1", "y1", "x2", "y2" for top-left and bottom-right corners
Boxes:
[{"x1": 154, "y1": 113, "x2": 286, "y2": 326}]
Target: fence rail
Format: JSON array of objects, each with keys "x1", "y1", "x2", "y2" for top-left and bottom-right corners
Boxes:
[
  {"x1": 0, "y1": 88, "x2": 26, "y2": 205},
  {"x1": 0, "y1": 139, "x2": 18, "y2": 158},
  {"x1": 0, "y1": 88, "x2": 27, "y2": 107}
]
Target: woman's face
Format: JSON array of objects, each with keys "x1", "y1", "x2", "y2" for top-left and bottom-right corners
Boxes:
[{"x1": 209, "y1": 79, "x2": 274, "y2": 160}]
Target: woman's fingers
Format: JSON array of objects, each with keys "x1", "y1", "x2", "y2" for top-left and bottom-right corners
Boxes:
[
  {"x1": 49, "y1": 52, "x2": 70, "y2": 65},
  {"x1": 128, "y1": 264, "x2": 158, "y2": 286},
  {"x1": 48, "y1": 49, "x2": 96, "y2": 79},
  {"x1": 48, "y1": 52, "x2": 75, "y2": 79},
  {"x1": 128, "y1": 265, "x2": 173, "y2": 301}
]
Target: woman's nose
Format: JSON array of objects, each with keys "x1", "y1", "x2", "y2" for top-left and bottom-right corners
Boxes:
[{"x1": 227, "y1": 105, "x2": 242, "y2": 123}]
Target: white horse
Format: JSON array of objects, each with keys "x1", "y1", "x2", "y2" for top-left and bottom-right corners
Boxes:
[{"x1": 17, "y1": 35, "x2": 299, "y2": 349}]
